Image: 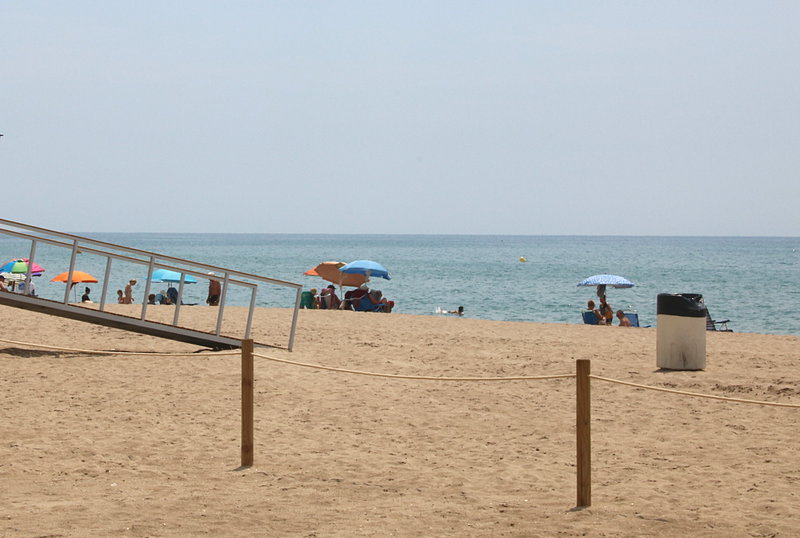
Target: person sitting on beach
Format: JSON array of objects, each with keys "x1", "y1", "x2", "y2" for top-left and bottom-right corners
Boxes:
[
  {"x1": 371, "y1": 290, "x2": 394, "y2": 313},
  {"x1": 300, "y1": 288, "x2": 318, "y2": 309},
  {"x1": 0, "y1": 275, "x2": 7, "y2": 293},
  {"x1": 616, "y1": 310, "x2": 631, "y2": 327},
  {"x1": 599, "y1": 298, "x2": 614, "y2": 325},
  {"x1": 147, "y1": 293, "x2": 157, "y2": 305},
  {"x1": 355, "y1": 288, "x2": 394, "y2": 313},
  {"x1": 116, "y1": 289, "x2": 125, "y2": 304},
  {"x1": 344, "y1": 284, "x2": 368, "y2": 310},
  {"x1": 587, "y1": 300, "x2": 604, "y2": 324},
  {"x1": 319, "y1": 285, "x2": 340, "y2": 310},
  {"x1": 156, "y1": 290, "x2": 171, "y2": 305},
  {"x1": 81, "y1": 287, "x2": 92, "y2": 303},
  {"x1": 167, "y1": 286, "x2": 179, "y2": 305}
]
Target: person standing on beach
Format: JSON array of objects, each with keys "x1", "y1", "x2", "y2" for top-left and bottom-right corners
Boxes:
[
  {"x1": 124, "y1": 279, "x2": 136, "y2": 304},
  {"x1": 207, "y1": 273, "x2": 221, "y2": 306}
]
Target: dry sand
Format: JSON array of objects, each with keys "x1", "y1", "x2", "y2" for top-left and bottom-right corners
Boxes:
[{"x1": 1, "y1": 304, "x2": 799, "y2": 537}]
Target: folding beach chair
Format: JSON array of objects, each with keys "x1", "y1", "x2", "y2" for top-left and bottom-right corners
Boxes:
[
  {"x1": 581, "y1": 311, "x2": 600, "y2": 325},
  {"x1": 706, "y1": 311, "x2": 732, "y2": 332},
  {"x1": 623, "y1": 312, "x2": 640, "y2": 327}
]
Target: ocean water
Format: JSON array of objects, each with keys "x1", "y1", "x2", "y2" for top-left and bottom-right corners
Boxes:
[{"x1": 2, "y1": 233, "x2": 798, "y2": 335}]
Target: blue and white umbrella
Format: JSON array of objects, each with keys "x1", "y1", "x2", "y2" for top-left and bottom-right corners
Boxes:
[
  {"x1": 340, "y1": 260, "x2": 391, "y2": 280},
  {"x1": 577, "y1": 274, "x2": 634, "y2": 288},
  {"x1": 151, "y1": 268, "x2": 198, "y2": 284}
]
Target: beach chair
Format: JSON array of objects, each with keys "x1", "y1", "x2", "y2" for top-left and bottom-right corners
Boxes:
[
  {"x1": 354, "y1": 293, "x2": 383, "y2": 312},
  {"x1": 623, "y1": 312, "x2": 640, "y2": 327},
  {"x1": 706, "y1": 311, "x2": 732, "y2": 332},
  {"x1": 299, "y1": 290, "x2": 315, "y2": 309},
  {"x1": 581, "y1": 311, "x2": 600, "y2": 325}
]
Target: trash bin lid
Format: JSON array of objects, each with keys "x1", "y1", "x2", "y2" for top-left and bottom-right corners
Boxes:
[{"x1": 657, "y1": 293, "x2": 707, "y2": 317}]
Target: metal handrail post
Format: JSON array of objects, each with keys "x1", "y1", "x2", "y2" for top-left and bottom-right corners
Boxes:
[
  {"x1": 99, "y1": 257, "x2": 113, "y2": 311},
  {"x1": 173, "y1": 274, "x2": 186, "y2": 326},
  {"x1": 63, "y1": 240, "x2": 79, "y2": 304},
  {"x1": 25, "y1": 239, "x2": 38, "y2": 295},
  {"x1": 245, "y1": 286, "x2": 257, "y2": 339},
  {"x1": 215, "y1": 273, "x2": 230, "y2": 336},
  {"x1": 141, "y1": 256, "x2": 155, "y2": 320},
  {"x1": 288, "y1": 287, "x2": 302, "y2": 351}
]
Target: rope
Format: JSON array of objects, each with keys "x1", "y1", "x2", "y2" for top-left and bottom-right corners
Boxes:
[
  {"x1": 590, "y1": 375, "x2": 800, "y2": 409},
  {"x1": 253, "y1": 352, "x2": 574, "y2": 382},
  {"x1": 0, "y1": 337, "x2": 239, "y2": 357},
  {"x1": 3, "y1": 335, "x2": 795, "y2": 407}
]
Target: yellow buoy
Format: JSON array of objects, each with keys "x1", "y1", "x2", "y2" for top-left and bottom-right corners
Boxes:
[{"x1": 519, "y1": 256, "x2": 527, "y2": 263}]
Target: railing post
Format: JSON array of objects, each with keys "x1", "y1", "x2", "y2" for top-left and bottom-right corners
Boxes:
[
  {"x1": 576, "y1": 359, "x2": 591, "y2": 507},
  {"x1": 25, "y1": 239, "x2": 38, "y2": 295},
  {"x1": 99, "y1": 257, "x2": 113, "y2": 311},
  {"x1": 241, "y1": 339, "x2": 254, "y2": 467},
  {"x1": 63, "y1": 240, "x2": 79, "y2": 303}
]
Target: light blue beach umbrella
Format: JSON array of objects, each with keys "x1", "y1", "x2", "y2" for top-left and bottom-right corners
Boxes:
[
  {"x1": 151, "y1": 268, "x2": 198, "y2": 284},
  {"x1": 577, "y1": 274, "x2": 634, "y2": 288},
  {"x1": 340, "y1": 260, "x2": 391, "y2": 280}
]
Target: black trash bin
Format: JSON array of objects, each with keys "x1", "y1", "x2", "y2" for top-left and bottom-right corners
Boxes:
[{"x1": 656, "y1": 293, "x2": 707, "y2": 370}]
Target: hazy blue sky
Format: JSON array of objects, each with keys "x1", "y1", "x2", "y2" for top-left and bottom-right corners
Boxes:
[{"x1": 2, "y1": 2, "x2": 798, "y2": 235}]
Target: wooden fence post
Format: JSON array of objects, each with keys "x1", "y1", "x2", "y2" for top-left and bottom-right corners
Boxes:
[
  {"x1": 242, "y1": 339, "x2": 254, "y2": 467},
  {"x1": 576, "y1": 359, "x2": 591, "y2": 507}
]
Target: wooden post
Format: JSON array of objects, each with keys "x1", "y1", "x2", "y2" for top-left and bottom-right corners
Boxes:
[
  {"x1": 241, "y1": 339, "x2": 254, "y2": 467},
  {"x1": 576, "y1": 359, "x2": 591, "y2": 507}
]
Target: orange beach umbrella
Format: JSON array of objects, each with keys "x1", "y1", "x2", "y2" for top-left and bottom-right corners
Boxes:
[
  {"x1": 50, "y1": 270, "x2": 99, "y2": 283},
  {"x1": 304, "y1": 261, "x2": 366, "y2": 288}
]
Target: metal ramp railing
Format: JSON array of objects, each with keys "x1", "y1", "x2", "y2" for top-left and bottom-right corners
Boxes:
[{"x1": 0, "y1": 219, "x2": 302, "y2": 350}]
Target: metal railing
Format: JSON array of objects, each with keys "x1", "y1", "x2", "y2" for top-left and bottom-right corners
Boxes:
[{"x1": 0, "y1": 219, "x2": 303, "y2": 350}]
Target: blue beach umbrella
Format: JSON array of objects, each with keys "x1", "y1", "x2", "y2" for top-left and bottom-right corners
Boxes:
[
  {"x1": 340, "y1": 260, "x2": 391, "y2": 280},
  {"x1": 151, "y1": 268, "x2": 198, "y2": 284},
  {"x1": 577, "y1": 274, "x2": 634, "y2": 288}
]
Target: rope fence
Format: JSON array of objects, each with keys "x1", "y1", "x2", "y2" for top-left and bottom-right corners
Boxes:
[
  {"x1": 3, "y1": 337, "x2": 798, "y2": 508},
  {"x1": 590, "y1": 375, "x2": 800, "y2": 408},
  {"x1": 252, "y1": 351, "x2": 574, "y2": 382}
]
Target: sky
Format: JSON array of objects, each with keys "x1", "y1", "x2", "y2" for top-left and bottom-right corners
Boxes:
[{"x1": 1, "y1": 2, "x2": 798, "y2": 236}]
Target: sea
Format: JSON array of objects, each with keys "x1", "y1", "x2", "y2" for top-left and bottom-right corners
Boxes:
[{"x1": 2, "y1": 233, "x2": 798, "y2": 336}]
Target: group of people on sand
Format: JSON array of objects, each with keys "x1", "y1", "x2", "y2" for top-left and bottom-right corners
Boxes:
[
  {"x1": 587, "y1": 284, "x2": 631, "y2": 327},
  {"x1": 114, "y1": 275, "x2": 222, "y2": 306},
  {"x1": 300, "y1": 283, "x2": 394, "y2": 313}
]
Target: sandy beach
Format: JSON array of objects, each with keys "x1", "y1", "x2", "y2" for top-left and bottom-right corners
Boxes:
[{"x1": 1, "y1": 304, "x2": 799, "y2": 537}]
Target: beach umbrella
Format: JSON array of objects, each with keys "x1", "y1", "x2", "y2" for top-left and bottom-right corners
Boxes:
[
  {"x1": 304, "y1": 261, "x2": 367, "y2": 288},
  {"x1": 340, "y1": 260, "x2": 391, "y2": 280},
  {"x1": 576, "y1": 274, "x2": 634, "y2": 289},
  {"x1": 50, "y1": 270, "x2": 99, "y2": 284},
  {"x1": 0, "y1": 272, "x2": 26, "y2": 283},
  {"x1": 151, "y1": 268, "x2": 198, "y2": 284},
  {"x1": 577, "y1": 274, "x2": 634, "y2": 315},
  {"x1": 51, "y1": 270, "x2": 99, "y2": 301},
  {"x1": 0, "y1": 258, "x2": 44, "y2": 275}
]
